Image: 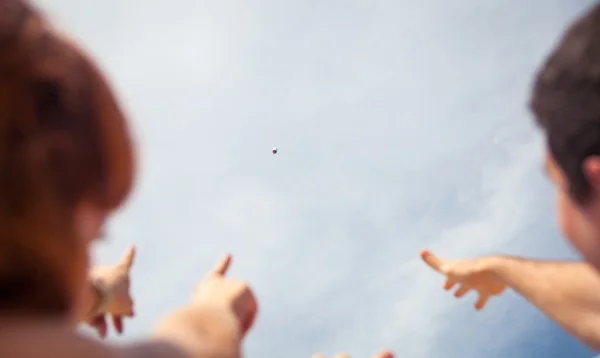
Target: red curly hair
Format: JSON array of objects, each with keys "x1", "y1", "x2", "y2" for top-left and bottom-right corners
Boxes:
[{"x1": 0, "y1": 0, "x2": 135, "y2": 316}]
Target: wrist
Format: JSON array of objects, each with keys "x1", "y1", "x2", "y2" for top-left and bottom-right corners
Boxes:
[{"x1": 484, "y1": 255, "x2": 513, "y2": 280}]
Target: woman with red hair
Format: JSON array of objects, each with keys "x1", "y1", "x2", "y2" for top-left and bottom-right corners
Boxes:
[{"x1": 0, "y1": 1, "x2": 256, "y2": 357}]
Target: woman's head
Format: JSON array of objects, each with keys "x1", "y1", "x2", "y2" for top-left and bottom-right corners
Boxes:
[{"x1": 0, "y1": 0, "x2": 135, "y2": 317}]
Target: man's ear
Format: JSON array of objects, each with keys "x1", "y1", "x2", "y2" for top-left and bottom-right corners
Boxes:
[{"x1": 582, "y1": 156, "x2": 600, "y2": 191}]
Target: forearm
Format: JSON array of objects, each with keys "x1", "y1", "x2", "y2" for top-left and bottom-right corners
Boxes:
[
  {"x1": 491, "y1": 257, "x2": 600, "y2": 350},
  {"x1": 150, "y1": 306, "x2": 241, "y2": 358}
]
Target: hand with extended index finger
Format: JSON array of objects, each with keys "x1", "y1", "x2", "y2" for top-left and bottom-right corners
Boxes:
[
  {"x1": 192, "y1": 254, "x2": 258, "y2": 336},
  {"x1": 420, "y1": 249, "x2": 506, "y2": 310},
  {"x1": 88, "y1": 246, "x2": 136, "y2": 337}
]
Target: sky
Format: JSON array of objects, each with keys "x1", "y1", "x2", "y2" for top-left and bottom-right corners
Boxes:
[{"x1": 36, "y1": 0, "x2": 599, "y2": 356}]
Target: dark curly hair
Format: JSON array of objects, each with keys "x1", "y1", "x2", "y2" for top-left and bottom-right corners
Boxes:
[{"x1": 530, "y1": 3, "x2": 600, "y2": 204}]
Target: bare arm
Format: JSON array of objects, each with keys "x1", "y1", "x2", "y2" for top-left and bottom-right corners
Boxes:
[
  {"x1": 82, "y1": 305, "x2": 241, "y2": 358},
  {"x1": 491, "y1": 258, "x2": 600, "y2": 350},
  {"x1": 148, "y1": 305, "x2": 241, "y2": 358}
]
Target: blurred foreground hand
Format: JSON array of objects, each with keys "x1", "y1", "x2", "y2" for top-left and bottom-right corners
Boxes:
[
  {"x1": 88, "y1": 246, "x2": 136, "y2": 337},
  {"x1": 191, "y1": 254, "x2": 258, "y2": 337}
]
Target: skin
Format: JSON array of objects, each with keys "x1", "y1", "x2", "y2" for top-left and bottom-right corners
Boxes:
[
  {"x1": 150, "y1": 254, "x2": 257, "y2": 358},
  {"x1": 420, "y1": 153, "x2": 600, "y2": 350},
  {"x1": 311, "y1": 351, "x2": 394, "y2": 358},
  {"x1": 82, "y1": 247, "x2": 136, "y2": 338},
  {"x1": 67, "y1": 190, "x2": 378, "y2": 358},
  {"x1": 0, "y1": 205, "x2": 257, "y2": 358}
]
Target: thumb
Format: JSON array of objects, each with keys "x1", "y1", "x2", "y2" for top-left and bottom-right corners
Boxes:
[{"x1": 119, "y1": 246, "x2": 136, "y2": 270}]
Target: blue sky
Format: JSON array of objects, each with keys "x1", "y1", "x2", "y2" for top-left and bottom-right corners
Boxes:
[{"x1": 38, "y1": 0, "x2": 598, "y2": 356}]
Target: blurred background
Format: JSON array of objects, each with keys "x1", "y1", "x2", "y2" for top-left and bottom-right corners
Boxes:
[{"x1": 39, "y1": 0, "x2": 597, "y2": 356}]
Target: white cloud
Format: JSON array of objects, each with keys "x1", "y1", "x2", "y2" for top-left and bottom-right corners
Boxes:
[{"x1": 36, "y1": 0, "x2": 597, "y2": 356}]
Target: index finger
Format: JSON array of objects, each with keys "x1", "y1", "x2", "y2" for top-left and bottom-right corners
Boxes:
[
  {"x1": 420, "y1": 249, "x2": 444, "y2": 273},
  {"x1": 120, "y1": 246, "x2": 136, "y2": 270},
  {"x1": 207, "y1": 254, "x2": 232, "y2": 277}
]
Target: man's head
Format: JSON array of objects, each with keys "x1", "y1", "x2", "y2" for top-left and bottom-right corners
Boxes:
[{"x1": 531, "y1": 3, "x2": 600, "y2": 269}]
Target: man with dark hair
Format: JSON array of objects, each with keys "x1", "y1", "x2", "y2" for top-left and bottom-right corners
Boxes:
[{"x1": 421, "y1": 3, "x2": 600, "y2": 351}]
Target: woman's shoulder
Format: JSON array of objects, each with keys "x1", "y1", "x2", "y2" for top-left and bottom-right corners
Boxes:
[
  {"x1": 0, "y1": 320, "x2": 123, "y2": 358},
  {"x1": 0, "y1": 319, "x2": 188, "y2": 358}
]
